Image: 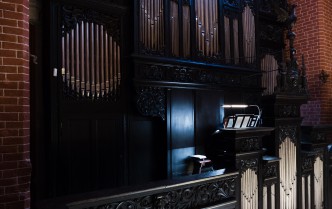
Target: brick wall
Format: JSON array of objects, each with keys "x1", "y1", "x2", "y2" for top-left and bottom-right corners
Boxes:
[
  {"x1": 290, "y1": 0, "x2": 332, "y2": 125},
  {"x1": 0, "y1": 0, "x2": 31, "y2": 208}
]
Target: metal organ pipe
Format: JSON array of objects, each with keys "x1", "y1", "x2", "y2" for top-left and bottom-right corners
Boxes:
[
  {"x1": 242, "y1": 5, "x2": 255, "y2": 64},
  {"x1": 195, "y1": 0, "x2": 218, "y2": 57},
  {"x1": 314, "y1": 156, "x2": 324, "y2": 209},
  {"x1": 261, "y1": 55, "x2": 278, "y2": 95},
  {"x1": 61, "y1": 21, "x2": 121, "y2": 99},
  {"x1": 140, "y1": 0, "x2": 164, "y2": 51},
  {"x1": 279, "y1": 137, "x2": 297, "y2": 209},
  {"x1": 241, "y1": 169, "x2": 258, "y2": 209}
]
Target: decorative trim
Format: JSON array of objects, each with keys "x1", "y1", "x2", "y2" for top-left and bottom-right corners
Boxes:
[
  {"x1": 263, "y1": 162, "x2": 278, "y2": 179},
  {"x1": 139, "y1": 42, "x2": 165, "y2": 56},
  {"x1": 61, "y1": 5, "x2": 120, "y2": 42},
  {"x1": 136, "y1": 86, "x2": 166, "y2": 120},
  {"x1": 239, "y1": 137, "x2": 260, "y2": 152},
  {"x1": 240, "y1": 158, "x2": 258, "y2": 173},
  {"x1": 279, "y1": 126, "x2": 297, "y2": 144},
  {"x1": 136, "y1": 64, "x2": 260, "y2": 89},
  {"x1": 224, "y1": 0, "x2": 241, "y2": 10},
  {"x1": 301, "y1": 153, "x2": 313, "y2": 174},
  {"x1": 311, "y1": 131, "x2": 326, "y2": 143},
  {"x1": 278, "y1": 104, "x2": 299, "y2": 117},
  {"x1": 74, "y1": 176, "x2": 237, "y2": 209}
]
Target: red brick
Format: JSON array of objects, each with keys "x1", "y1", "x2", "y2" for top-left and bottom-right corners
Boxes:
[
  {"x1": 0, "y1": 66, "x2": 17, "y2": 73},
  {"x1": 0, "y1": 98, "x2": 17, "y2": 105},
  {"x1": 6, "y1": 74, "x2": 24, "y2": 82},
  {"x1": 0, "y1": 2, "x2": 16, "y2": 12},
  {"x1": 2, "y1": 169, "x2": 17, "y2": 179},
  {"x1": 0, "y1": 113, "x2": 18, "y2": 121},
  {"x1": 0, "y1": 194, "x2": 20, "y2": 203},
  {"x1": 3, "y1": 153, "x2": 23, "y2": 162},
  {"x1": 6, "y1": 201, "x2": 25, "y2": 209},
  {"x1": 0, "y1": 18, "x2": 17, "y2": 27},
  {"x1": 3, "y1": 58, "x2": 24, "y2": 66},
  {"x1": 0, "y1": 161, "x2": 17, "y2": 170},
  {"x1": 0, "y1": 49, "x2": 16, "y2": 57},
  {"x1": 0, "y1": 129, "x2": 19, "y2": 137},
  {"x1": 3, "y1": 11, "x2": 23, "y2": 21},
  {"x1": 5, "y1": 122, "x2": 24, "y2": 129},
  {"x1": 0, "y1": 146, "x2": 17, "y2": 154},
  {"x1": 2, "y1": 137, "x2": 25, "y2": 145},
  {"x1": 0, "y1": 81, "x2": 18, "y2": 89}
]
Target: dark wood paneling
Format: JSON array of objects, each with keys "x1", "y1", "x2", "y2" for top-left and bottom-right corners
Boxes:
[
  {"x1": 168, "y1": 89, "x2": 195, "y2": 177},
  {"x1": 195, "y1": 90, "x2": 224, "y2": 154},
  {"x1": 128, "y1": 118, "x2": 166, "y2": 185},
  {"x1": 96, "y1": 119, "x2": 124, "y2": 189}
]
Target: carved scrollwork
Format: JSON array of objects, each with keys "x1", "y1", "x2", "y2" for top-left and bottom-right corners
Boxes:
[
  {"x1": 136, "y1": 87, "x2": 166, "y2": 120},
  {"x1": 301, "y1": 154, "x2": 313, "y2": 173},
  {"x1": 279, "y1": 126, "x2": 297, "y2": 144},
  {"x1": 259, "y1": 23, "x2": 283, "y2": 43},
  {"x1": 224, "y1": 0, "x2": 240, "y2": 9},
  {"x1": 240, "y1": 137, "x2": 259, "y2": 152},
  {"x1": 264, "y1": 163, "x2": 278, "y2": 179},
  {"x1": 136, "y1": 64, "x2": 260, "y2": 89},
  {"x1": 61, "y1": 5, "x2": 120, "y2": 42},
  {"x1": 170, "y1": 68, "x2": 194, "y2": 82},
  {"x1": 139, "y1": 42, "x2": 165, "y2": 56},
  {"x1": 278, "y1": 105, "x2": 299, "y2": 117},
  {"x1": 240, "y1": 158, "x2": 258, "y2": 173},
  {"x1": 311, "y1": 131, "x2": 326, "y2": 143},
  {"x1": 95, "y1": 176, "x2": 236, "y2": 209}
]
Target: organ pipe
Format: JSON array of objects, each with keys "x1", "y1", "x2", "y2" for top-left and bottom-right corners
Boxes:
[
  {"x1": 279, "y1": 137, "x2": 297, "y2": 209},
  {"x1": 242, "y1": 5, "x2": 255, "y2": 64},
  {"x1": 140, "y1": 0, "x2": 164, "y2": 51},
  {"x1": 314, "y1": 156, "x2": 324, "y2": 209},
  {"x1": 183, "y1": 4, "x2": 190, "y2": 57},
  {"x1": 241, "y1": 169, "x2": 258, "y2": 209},
  {"x1": 61, "y1": 21, "x2": 121, "y2": 99},
  {"x1": 195, "y1": 0, "x2": 218, "y2": 57},
  {"x1": 170, "y1": 1, "x2": 179, "y2": 56},
  {"x1": 261, "y1": 55, "x2": 278, "y2": 95}
]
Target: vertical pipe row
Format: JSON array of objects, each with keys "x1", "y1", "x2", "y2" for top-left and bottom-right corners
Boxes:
[
  {"x1": 183, "y1": 5, "x2": 190, "y2": 57},
  {"x1": 233, "y1": 19, "x2": 239, "y2": 64},
  {"x1": 279, "y1": 138, "x2": 297, "y2": 209},
  {"x1": 195, "y1": 0, "x2": 218, "y2": 57},
  {"x1": 170, "y1": 1, "x2": 179, "y2": 56},
  {"x1": 271, "y1": 184, "x2": 275, "y2": 209},
  {"x1": 314, "y1": 157, "x2": 324, "y2": 209},
  {"x1": 224, "y1": 16, "x2": 230, "y2": 63},
  {"x1": 242, "y1": 5, "x2": 255, "y2": 64},
  {"x1": 261, "y1": 55, "x2": 278, "y2": 95},
  {"x1": 61, "y1": 21, "x2": 121, "y2": 99},
  {"x1": 263, "y1": 186, "x2": 267, "y2": 209},
  {"x1": 140, "y1": 0, "x2": 164, "y2": 51},
  {"x1": 241, "y1": 169, "x2": 258, "y2": 209}
]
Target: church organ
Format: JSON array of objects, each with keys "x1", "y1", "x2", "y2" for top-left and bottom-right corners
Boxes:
[{"x1": 33, "y1": 0, "x2": 331, "y2": 208}]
